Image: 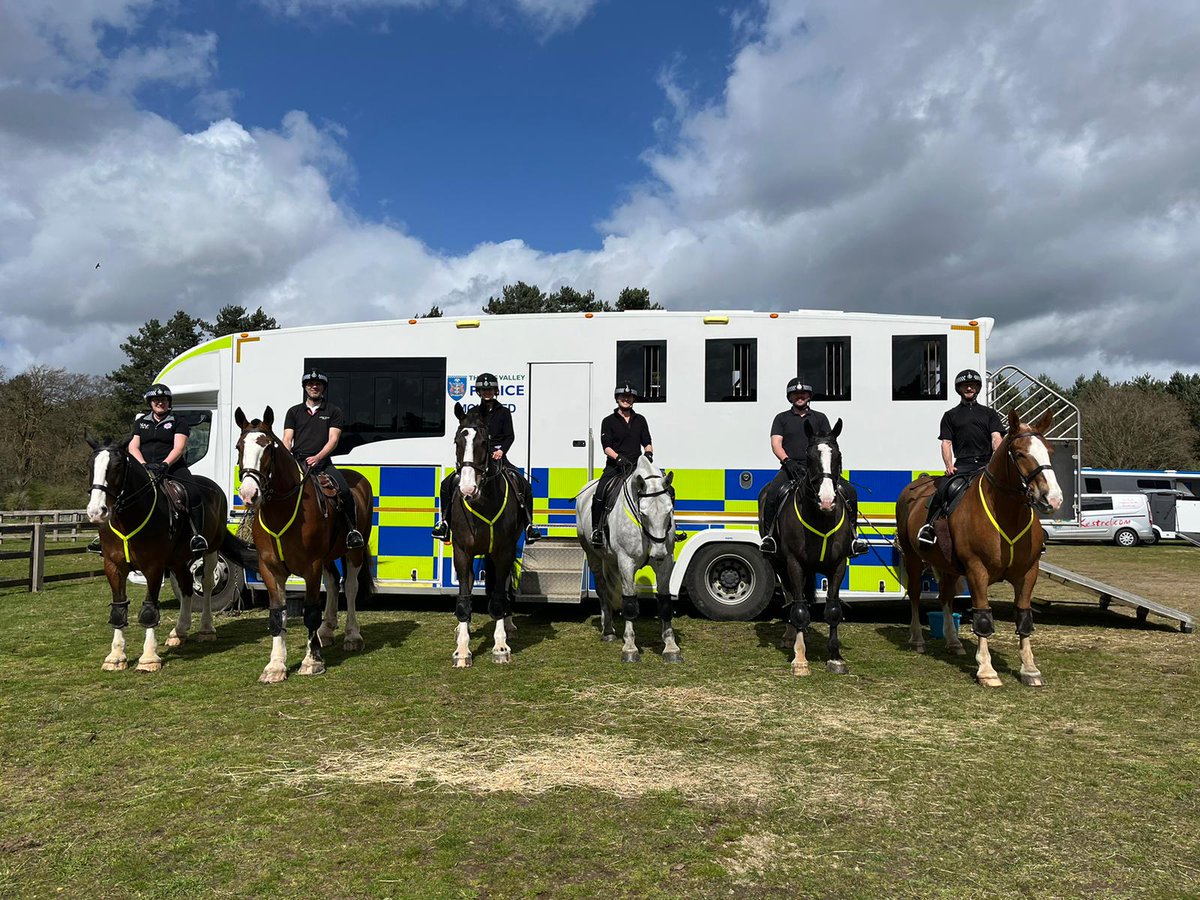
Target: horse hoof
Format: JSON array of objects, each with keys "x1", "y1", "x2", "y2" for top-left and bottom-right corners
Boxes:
[
  {"x1": 135, "y1": 660, "x2": 162, "y2": 673},
  {"x1": 259, "y1": 667, "x2": 288, "y2": 684},
  {"x1": 791, "y1": 664, "x2": 810, "y2": 677},
  {"x1": 826, "y1": 659, "x2": 849, "y2": 675},
  {"x1": 976, "y1": 674, "x2": 1003, "y2": 688},
  {"x1": 910, "y1": 642, "x2": 926, "y2": 654},
  {"x1": 101, "y1": 659, "x2": 127, "y2": 672},
  {"x1": 298, "y1": 660, "x2": 326, "y2": 676},
  {"x1": 165, "y1": 635, "x2": 183, "y2": 649},
  {"x1": 621, "y1": 651, "x2": 641, "y2": 663},
  {"x1": 1019, "y1": 672, "x2": 1045, "y2": 687},
  {"x1": 662, "y1": 651, "x2": 683, "y2": 664},
  {"x1": 601, "y1": 633, "x2": 617, "y2": 643},
  {"x1": 317, "y1": 627, "x2": 335, "y2": 648},
  {"x1": 949, "y1": 644, "x2": 966, "y2": 656},
  {"x1": 343, "y1": 637, "x2": 365, "y2": 652},
  {"x1": 453, "y1": 655, "x2": 473, "y2": 669},
  {"x1": 197, "y1": 630, "x2": 217, "y2": 643},
  {"x1": 492, "y1": 650, "x2": 512, "y2": 664}
]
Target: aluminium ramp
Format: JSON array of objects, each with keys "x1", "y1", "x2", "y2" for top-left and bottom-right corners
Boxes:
[
  {"x1": 1038, "y1": 561, "x2": 1195, "y2": 633},
  {"x1": 1179, "y1": 533, "x2": 1200, "y2": 549}
]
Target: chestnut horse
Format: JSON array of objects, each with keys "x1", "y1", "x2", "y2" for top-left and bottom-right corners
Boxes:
[
  {"x1": 895, "y1": 409, "x2": 1063, "y2": 686},
  {"x1": 447, "y1": 402, "x2": 525, "y2": 668},
  {"x1": 86, "y1": 435, "x2": 253, "y2": 672},
  {"x1": 234, "y1": 407, "x2": 375, "y2": 683}
]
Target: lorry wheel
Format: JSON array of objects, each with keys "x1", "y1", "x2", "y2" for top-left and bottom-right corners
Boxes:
[{"x1": 685, "y1": 543, "x2": 775, "y2": 620}]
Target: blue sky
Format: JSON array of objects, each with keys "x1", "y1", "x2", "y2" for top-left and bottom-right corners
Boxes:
[{"x1": 4, "y1": 0, "x2": 1200, "y2": 381}]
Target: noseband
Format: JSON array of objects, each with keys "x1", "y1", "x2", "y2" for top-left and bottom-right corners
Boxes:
[{"x1": 623, "y1": 473, "x2": 673, "y2": 544}]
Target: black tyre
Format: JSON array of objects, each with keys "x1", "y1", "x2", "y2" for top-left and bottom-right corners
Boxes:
[
  {"x1": 188, "y1": 553, "x2": 247, "y2": 613},
  {"x1": 1114, "y1": 528, "x2": 1139, "y2": 548},
  {"x1": 685, "y1": 542, "x2": 775, "y2": 620}
]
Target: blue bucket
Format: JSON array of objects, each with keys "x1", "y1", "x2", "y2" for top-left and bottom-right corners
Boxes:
[{"x1": 926, "y1": 610, "x2": 962, "y2": 638}]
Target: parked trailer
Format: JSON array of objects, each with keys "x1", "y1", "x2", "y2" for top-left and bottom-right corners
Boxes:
[
  {"x1": 153, "y1": 309, "x2": 1078, "y2": 619},
  {"x1": 1079, "y1": 468, "x2": 1200, "y2": 543}
]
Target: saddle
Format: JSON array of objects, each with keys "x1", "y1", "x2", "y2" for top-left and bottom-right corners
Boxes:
[
  {"x1": 309, "y1": 471, "x2": 342, "y2": 519},
  {"x1": 920, "y1": 472, "x2": 981, "y2": 574},
  {"x1": 161, "y1": 478, "x2": 189, "y2": 515},
  {"x1": 597, "y1": 470, "x2": 634, "y2": 519}
]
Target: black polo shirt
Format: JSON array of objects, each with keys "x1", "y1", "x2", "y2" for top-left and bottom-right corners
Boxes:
[
  {"x1": 939, "y1": 401, "x2": 1005, "y2": 462},
  {"x1": 284, "y1": 400, "x2": 345, "y2": 458},
  {"x1": 770, "y1": 407, "x2": 831, "y2": 462},
  {"x1": 600, "y1": 409, "x2": 652, "y2": 469},
  {"x1": 133, "y1": 412, "x2": 189, "y2": 466},
  {"x1": 477, "y1": 400, "x2": 515, "y2": 454}
]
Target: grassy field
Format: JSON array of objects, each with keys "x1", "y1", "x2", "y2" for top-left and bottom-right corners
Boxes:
[{"x1": 1, "y1": 545, "x2": 1197, "y2": 898}]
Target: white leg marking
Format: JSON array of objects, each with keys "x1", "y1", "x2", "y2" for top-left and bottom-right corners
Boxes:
[
  {"x1": 791, "y1": 627, "x2": 810, "y2": 676},
  {"x1": 343, "y1": 561, "x2": 364, "y2": 652},
  {"x1": 492, "y1": 617, "x2": 511, "y2": 663},
  {"x1": 1018, "y1": 635, "x2": 1043, "y2": 686},
  {"x1": 975, "y1": 635, "x2": 1002, "y2": 687},
  {"x1": 907, "y1": 601, "x2": 925, "y2": 653},
  {"x1": 136, "y1": 626, "x2": 162, "y2": 672},
  {"x1": 260, "y1": 633, "x2": 288, "y2": 683},
  {"x1": 453, "y1": 620, "x2": 472, "y2": 667},
  {"x1": 102, "y1": 627, "x2": 127, "y2": 671}
]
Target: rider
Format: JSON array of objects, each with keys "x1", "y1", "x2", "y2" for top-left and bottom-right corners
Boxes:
[
  {"x1": 431, "y1": 373, "x2": 540, "y2": 544},
  {"x1": 282, "y1": 370, "x2": 364, "y2": 550},
  {"x1": 758, "y1": 377, "x2": 869, "y2": 557},
  {"x1": 130, "y1": 384, "x2": 209, "y2": 554},
  {"x1": 590, "y1": 383, "x2": 654, "y2": 548},
  {"x1": 916, "y1": 368, "x2": 1005, "y2": 545}
]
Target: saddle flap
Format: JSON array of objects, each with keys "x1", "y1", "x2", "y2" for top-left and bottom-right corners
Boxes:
[
  {"x1": 931, "y1": 518, "x2": 962, "y2": 574},
  {"x1": 316, "y1": 472, "x2": 340, "y2": 499},
  {"x1": 162, "y1": 479, "x2": 188, "y2": 515}
]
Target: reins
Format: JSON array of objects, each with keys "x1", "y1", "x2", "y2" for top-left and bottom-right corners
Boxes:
[
  {"x1": 788, "y1": 438, "x2": 850, "y2": 562},
  {"x1": 241, "y1": 439, "x2": 306, "y2": 563},
  {"x1": 622, "y1": 473, "x2": 672, "y2": 544},
  {"x1": 92, "y1": 452, "x2": 163, "y2": 563}
]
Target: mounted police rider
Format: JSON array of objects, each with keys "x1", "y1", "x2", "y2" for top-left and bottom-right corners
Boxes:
[
  {"x1": 590, "y1": 383, "x2": 654, "y2": 548},
  {"x1": 282, "y1": 370, "x2": 364, "y2": 549},
  {"x1": 758, "y1": 377, "x2": 869, "y2": 557},
  {"x1": 917, "y1": 368, "x2": 1005, "y2": 545},
  {"x1": 431, "y1": 373, "x2": 540, "y2": 544},
  {"x1": 130, "y1": 383, "x2": 209, "y2": 554}
]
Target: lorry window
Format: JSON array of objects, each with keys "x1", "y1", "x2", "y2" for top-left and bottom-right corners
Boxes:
[
  {"x1": 892, "y1": 335, "x2": 947, "y2": 401},
  {"x1": 797, "y1": 336, "x2": 851, "y2": 401},
  {"x1": 705, "y1": 339, "x2": 757, "y2": 402},
  {"x1": 308, "y1": 357, "x2": 446, "y2": 450},
  {"x1": 616, "y1": 341, "x2": 667, "y2": 402}
]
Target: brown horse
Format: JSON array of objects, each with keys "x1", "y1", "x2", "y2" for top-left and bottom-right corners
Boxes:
[
  {"x1": 895, "y1": 409, "x2": 1063, "y2": 686},
  {"x1": 234, "y1": 407, "x2": 375, "y2": 683},
  {"x1": 86, "y1": 436, "x2": 253, "y2": 672}
]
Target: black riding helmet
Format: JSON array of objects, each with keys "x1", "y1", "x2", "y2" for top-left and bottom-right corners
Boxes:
[
  {"x1": 143, "y1": 383, "x2": 173, "y2": 406},
  {"x1": 475, "y1": 372, "x2": 500, "y2": 392},
  {"x1": 954, "y1": 369, "x2": 983, "y2": 392},
  {"x1": 614, "y1": 383, "x2": 639, "y2": 400},
  {"x1": 786, "y1": 377, "x2": 814, "y2": 400},
  {"x1": 301, "y1": 369, "x2": 329, "y2": 387}
]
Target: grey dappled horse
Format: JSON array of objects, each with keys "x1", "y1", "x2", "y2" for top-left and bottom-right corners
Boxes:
[{"x1": 576, "y1": 454, "x2": 682, "y2": 663}]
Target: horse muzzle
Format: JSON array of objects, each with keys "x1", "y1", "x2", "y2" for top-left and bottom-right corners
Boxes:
[
  {"x1": 86, "y1": 504, "x2": 110, "y2": 525},
  {"x1": 238, "y1": 483, "x2": 260, "y2": 505}
]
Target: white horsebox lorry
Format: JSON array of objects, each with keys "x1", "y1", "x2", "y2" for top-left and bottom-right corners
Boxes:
[{"x1": 153, "y1": 309, "x2": 1080, "y2": 618}]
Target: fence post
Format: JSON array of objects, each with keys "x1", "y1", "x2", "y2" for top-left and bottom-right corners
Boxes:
[{"x1": 29, "y1": 522, "x2": 46, "y2": 592}]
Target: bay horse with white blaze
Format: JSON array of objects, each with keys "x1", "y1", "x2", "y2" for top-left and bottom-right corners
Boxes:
[
  {"x1": 447, "y1": 402, "x2": 525, "y2": 667},
  {"x1": 86, "y1": 435, "x2": 252, "y2": 672},
  {"x1": 895, "y1": 409, "x2": 1062, "y2": 686},
  {"x1": 768, "y1": 419, "x2": 856, "y2": 676},
  {"x1": 576, "y1": 454, "x2": 681, "y2": 663},
  {"x1": 235, "y1": 407, "x2": 375, "y2": 683}
]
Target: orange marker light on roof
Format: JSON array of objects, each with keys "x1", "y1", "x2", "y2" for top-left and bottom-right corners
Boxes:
[
  {"x1": 408, "y1": 319, "x2": 417, "y2": 325},
  {"x1": 769, "y1": 313, "x2": 779, "y2": 319},
  {"x1": 585, "y1": 312, "x2": 594, "y2": 319}
]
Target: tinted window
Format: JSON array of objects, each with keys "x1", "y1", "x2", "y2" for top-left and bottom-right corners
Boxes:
[
  {"x1": 797, "y1": 337, "x2": 851, "y2": 401},
  {"x1": 1136, "y1": 478, "x2": 1171, "y2": 489},
  {"x1": 308, "y1": 357, "x2": 446, "y2": 452},
  {"x1": 616, "y1": 341, "x2": 667, "y2": 402},
  {"x1": 176, "y1": 410, "x2": 212, "y2": 466},
  {"x1": 892, "y1": 335, "x2": 947, "y2": 401},
  {"x1": 705, "y1": 339, "x2": 757, "y2": 402},
  {"x1": 1084, "y1": 477, "x2": 1102, "y2": 493},
  {"x1": 1081, "y1": 496, "x2": 1114, "y2": 512}
]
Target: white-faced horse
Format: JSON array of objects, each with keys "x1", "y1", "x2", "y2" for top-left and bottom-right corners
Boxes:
[{"x1": 576, "y1": 455, "x2": 682, "y2": 663}]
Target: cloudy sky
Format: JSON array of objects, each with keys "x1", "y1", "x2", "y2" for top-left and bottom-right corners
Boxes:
[{"x1": 2, "y1": 0, "x2": 1199, "y2": 383}]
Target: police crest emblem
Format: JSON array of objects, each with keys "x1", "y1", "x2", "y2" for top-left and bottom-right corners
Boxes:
[{"x1": 447, "y1": 376, "x2": 467, "y2": 400}]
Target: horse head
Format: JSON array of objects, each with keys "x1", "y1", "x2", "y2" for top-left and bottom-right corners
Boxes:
[
  {"x1": 85, "y1": 434, "x2": 134, "y2": 525},
  {"x1": 234, "y1": 406, "x2": 279, "y2": 506},
  {"x1": 1003, "y1": 408, "x2": 1063, "y2": 514},
  {"x1": 453, "y1": 401, "x2": 491, "y2": 499},
  {"x1": 803, "y1": 417, "x2": 843, "y2": 512},
  {"x1": 629, "y1": 454, "x2": 676, "y2": 559}
]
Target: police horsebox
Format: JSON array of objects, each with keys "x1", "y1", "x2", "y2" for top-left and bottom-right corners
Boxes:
[{"x1": 153, "y1": 309, "x2": 1081, "y2": 619}]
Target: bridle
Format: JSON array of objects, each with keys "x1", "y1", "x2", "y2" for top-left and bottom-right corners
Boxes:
[
  {"x1": 984, "y1": 431, "x2": 1054, "y2": 506},
  {"x1": 455, "y1": 423, "x2": 500, "y2": 485},
  {"x1": 623, "y1": 472, "x2": 674, "y2": 544},
  {"x1": 803, "y1": 437, "x2": 844, "y2": 508},
  {"x1": 237, "y1": 430, "x2": 303, "y2": 507},
  {"x1": 91, "y1": 447, "x2": 158, "y2": 513}
]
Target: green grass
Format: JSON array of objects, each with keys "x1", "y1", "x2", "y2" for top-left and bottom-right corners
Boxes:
[{"x1": 1, "y1": 546, "x2": 1198, "y2": 898}]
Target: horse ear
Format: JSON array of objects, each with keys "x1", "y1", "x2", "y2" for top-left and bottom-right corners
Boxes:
[
  {"x1": 234, "y1": 407, "x2": 248, "y2": 429},
  {"x1": 831, "y1": 418, "x2": 842, "y2": 439},
  {"x1": 1033, "y1": 408, "x2": 1055, "y2": 434},
  {"x1": 454, "y1": 402, "x2": 465, "y2": 421},
  {"x1": 85, "y1": 431, "x2": 99, "y2": 451},
  {"x1": 1007, "y1": 408, "x2": 1021, "y2": 434},
  {"x1": 664, "y1": 471, "x2": 674, "y2": 489},
  {"x1": 264, "y1": 406, "x2": 274, "y2": 428}
]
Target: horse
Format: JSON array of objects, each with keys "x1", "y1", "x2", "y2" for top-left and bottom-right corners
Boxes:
[
  {"x1": 85, "y1": 435, "x2": 251, "y2": 672},
  {"x1": 576, "y1": 454, "x2": 681, "y2": 663},
  {"x1": 446, "y1": 401, "x2": 527, "y2": 668},
  {"x1": 766, "y1": 419, "x2": 856, "y2": 676},
  {"x1": 234, "y1": 407, "x2": 375, "y2": 683},
  {"x1": 895, "y1": 409, "x2": 1063, "y2": 687}
]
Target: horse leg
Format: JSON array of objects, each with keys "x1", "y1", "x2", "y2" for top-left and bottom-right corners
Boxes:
[
  {"x1": 101, "y1": 562, "x2": 129, "y2": 671},
  {"x1": 318, "y1": 565, "x2": 339, "y2": 647},
  {"x1": 196, "y1": 550, "x2": 218, "y2": 641},
  {"x1": 298, "y1": 570, "x2": 326, "y2": 676},
  {"x1": 825, "y1": 561, "x2": 849, "y2": 675},
  {"x1": 618, "y1": 555, "x2": 641, "y2": 663},
  {"x1": 489, "y1": 559, "x2": 512, "y2": 664},
  {"x1": 966, "y1": 563, "x2": 1001, "y2": 688},
  {"x1": 594, "y1": 566, "x2": 617, "y2": 642},
  {"x1": 167, "y1": 564, "x2": 193, "y2": 648},
  {"x1": 342, "y1": 556, "x2": 365, "y2": 652},
  {"x1": 903, "y1": 540, "x2": 927, "y2": 654},
  {"x1": 135, "y1": 566, "x2": 166, "y2": 673},
  {"x1": 940, "y1": 577, "x2": 965, "y2": 656},
  {"x1": 651, "y1": 557, "x2": 681, "y2": 663},
  {"x1": 1012, "y1": 566, "x2": 1044, "y2": 687},
  {"x1": 452, "y1": 551, "x2": 474, "y2": 668},
  {"x1": 786, "y1": 557, "x2": 810, "y2": 676},
  {"x1": 259, "y1": 564, "x2": 289, "y2": 684}
]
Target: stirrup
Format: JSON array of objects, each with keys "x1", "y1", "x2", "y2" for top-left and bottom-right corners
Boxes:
[
  {"x1": 431, "y1": 521, "x2": 451, "y2": 541},
  {"x1": 87, "y1": 536, "x2": 103, "y2": 555},
  {"x1": 345, "y1": 529, "x2": 365, "y2": 549},
  {"x1": 524, "y1": 525, "x2": 541, "y2": 543},
  {"x1": 850, "y1": 537, "x2": 870, "y2": 557},
  {"x1": 590, "y1": 528, "x2": 605, "y2": 547},
  {"x1": 759, "y1": 535, "x2": 778, "y2": 555},
  {"x1": 189, "y1": 534, "x2": 209, "y2": 554},
  {"x1": 917, "y1": 524, "x2": 937, "y2": 546}
]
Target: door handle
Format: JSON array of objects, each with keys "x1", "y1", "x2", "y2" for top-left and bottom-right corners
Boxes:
[{"x1": 572, "y1": 440, "x2": 586, "y2": 447}]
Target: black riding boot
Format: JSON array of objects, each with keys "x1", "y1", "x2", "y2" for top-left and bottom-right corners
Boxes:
[
  {"x1": 432, "y1": 474, "x2": 454, "y2": 541},
  {"x1": 918, "y1": 489, "x2": 943, "y2": 545},
  {"x1": 521, "y1": 477, "x2": 540, "y2": 543},
  {"x1": 759, "y1": 492, "x2": 781, "y2": 555},
  {"x1": 340, "y1": 489, "x2": 364, "y2": 549},
  {"x1": 590, "y1": 490, "x2": 607, "y2": 548},
  {"x1": 847, "y1": 498, "x2": 869, "y2": 557},
  {"x1": 188, "y1": 489, "x2": 208, "y2": 554}
]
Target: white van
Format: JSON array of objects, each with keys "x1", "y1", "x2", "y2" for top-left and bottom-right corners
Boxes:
[{"x1": 1044, "y1": 493, "x2": 1155, "y2": 547}]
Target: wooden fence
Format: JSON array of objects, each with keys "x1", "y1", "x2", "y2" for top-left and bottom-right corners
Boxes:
[
  {"x1": 0, "y1": 509, "x2": 91, "y2": 542},
  {"x1": 0, "y1": 519, "x2": 103, "y2": 592}
]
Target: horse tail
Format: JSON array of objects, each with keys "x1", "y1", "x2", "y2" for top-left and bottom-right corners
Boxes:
[{"x1": 219, "y1": 529, "x2": 260, "y2": 574}]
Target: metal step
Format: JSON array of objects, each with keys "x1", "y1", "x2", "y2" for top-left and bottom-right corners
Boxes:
[
  {"x1": 518, "y1": 537, "x2": 586, "y2": 600},
  {"x1": 1038, "y1": 561, "x2": 1194, "y2": 633}
]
